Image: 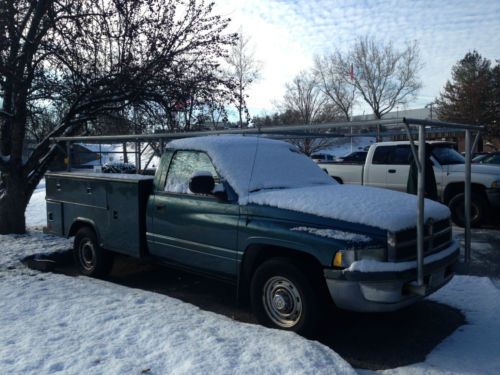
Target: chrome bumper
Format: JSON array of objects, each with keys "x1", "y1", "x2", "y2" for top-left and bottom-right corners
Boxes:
[{"x1": 324, "y1": 244, "x2": 460, "y2": 312}]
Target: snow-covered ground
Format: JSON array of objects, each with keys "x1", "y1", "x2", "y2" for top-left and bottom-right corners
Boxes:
[
  {"x1": 0, "y1": 233, "x2": 355, "y2": 375},
  {"x1": 25, "y1": 179, "x2": 46, "y2": 228},
  {"x1": 3, "y1": 176, "x2": 499, "y2": 374},
  {"x1": 378, "y1": 276, "x2": 500, "y2": 375}
]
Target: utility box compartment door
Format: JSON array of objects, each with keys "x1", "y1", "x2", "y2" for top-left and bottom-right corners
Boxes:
[
  {"x1": 46, "y1": 201, "x2": 64, "y2": 236},
  {"x1": 46, "y1": 177, "x2": 107, "y2": 208},
  {"x1": 103, "y1": 178, "x2": 152, "y2": 257}
]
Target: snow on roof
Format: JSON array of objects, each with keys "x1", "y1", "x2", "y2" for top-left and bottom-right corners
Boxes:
[
  {"x1": 168, "y1": 136, "x2": 449, "y2": 231},
  {"x1": 167, "y1": 135, "x2": 334, "y2": 199},
  {"x1": 247, "y1": 184, "x2": 450, "y2": 232}
]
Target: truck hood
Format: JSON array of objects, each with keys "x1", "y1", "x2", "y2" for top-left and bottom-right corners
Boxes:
[
  {"x1": 245, "y1": 184, "x2": 450, "y2": 232},
  {"x1": 445, "y1": 163, "x2": 500, "y2": 177}
]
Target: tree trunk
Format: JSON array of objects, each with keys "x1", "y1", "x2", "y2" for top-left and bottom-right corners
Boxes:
[
  {"x1": 0, "y1": 87, "x2": 30, "y2": 234},
  {"x1": 0, "y1": 173, "x2": 29, "y2": 234},
  {"x1": 374, "y1": 111, "x2": 382, "y2": 142}
]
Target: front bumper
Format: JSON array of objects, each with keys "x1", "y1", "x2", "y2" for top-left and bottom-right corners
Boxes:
[{"x1": 324, "y1": 242, "x2": 460, "y2": 312}]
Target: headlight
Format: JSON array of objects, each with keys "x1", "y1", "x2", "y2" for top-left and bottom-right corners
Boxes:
[
  {"x1": 333, "y1": 247, "x2": 386, "y2": 268},
  {"x1": 491, "y1": 180, "x2": 500, "y2": 188}
]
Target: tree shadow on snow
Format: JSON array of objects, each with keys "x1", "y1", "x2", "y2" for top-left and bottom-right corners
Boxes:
[{"x1": 23, "y1": 250, "x2": 466, "y2": 371}]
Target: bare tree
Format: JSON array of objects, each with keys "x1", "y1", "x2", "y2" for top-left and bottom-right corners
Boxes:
[
  {"x1": 225, "y1": 29, "x2": 261, "y2": 128},
  {"x1": 0, "y1": 0, "x2": 236, "y2": 234},
  {"x1": 314, "y1": 54, "x2": 356, "y2": 121},
  {"x1": 282, "y1": 72, "x2": 341, "y2": 155},
  {"x1": 347, "y1": 37, "x2": 423, "y2": 119}
]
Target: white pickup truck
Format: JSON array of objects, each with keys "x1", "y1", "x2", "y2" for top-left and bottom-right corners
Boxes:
[{"x1": 319, "y1": 141, "x2": 500, "y2": 226}]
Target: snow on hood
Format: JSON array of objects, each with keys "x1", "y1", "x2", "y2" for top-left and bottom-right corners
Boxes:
[
  {"x1": 247, "y1": 184, "x2": 450, "y2": 232},
  {"x1": 167, "y1": 136, "x2": 334, "y2": 198}
]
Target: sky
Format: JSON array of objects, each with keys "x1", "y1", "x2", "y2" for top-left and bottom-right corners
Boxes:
[{"x1": 214, "y1": 0, "x2": 500, "y2": 117}]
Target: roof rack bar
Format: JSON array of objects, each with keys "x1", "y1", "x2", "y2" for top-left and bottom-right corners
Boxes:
[
  {"x1": 51, "y1": 118, "x2": 402, "y2": 143},
  {"x1": 403, "y1": 117, "x2": 484, "y2": 131}
]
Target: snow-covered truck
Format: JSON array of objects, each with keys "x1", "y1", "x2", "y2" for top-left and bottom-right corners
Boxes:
[
  {"x1": 45, "y1": 136, "x2": 459, "y2": 335},
  {"x1": 319, "y1": 141, "x2": 500, "y2": 227}
]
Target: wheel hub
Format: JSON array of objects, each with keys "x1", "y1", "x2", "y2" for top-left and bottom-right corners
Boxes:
[
  {"x1": 263, "y1": 276, "x2": 303, "y2": 328},
  {"x1": 79, "y1": 240, "x2": 96, "y2": 270},
  {"x1": 272, "y1": 290, "x2": 293, "y2": 313}
]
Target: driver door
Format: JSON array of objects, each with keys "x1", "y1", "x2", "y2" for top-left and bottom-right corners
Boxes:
[{"x1": 147, "y1": 150, "x2": 240, "y2": 280}]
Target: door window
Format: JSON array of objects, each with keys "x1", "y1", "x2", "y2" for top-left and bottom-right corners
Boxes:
[
  {"x1": 373, "y1": 146, "x2": 412, "y2": 165},
  {"x1": 372, "y1": 146, "x2": 393, "y2": 164},
  {"x1": 387, "y1": 146, "x2": 412, "y2": 165},
  {"x1": 164, "y1": 151, "x2": 219, "y2": 194}
]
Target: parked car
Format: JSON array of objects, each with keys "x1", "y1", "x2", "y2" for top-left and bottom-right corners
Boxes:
[
  {"x1": 473, "y1": 151, "x2": 500, "y2": 166},
  {"x1": 45, "y1": 136, "x2": 458, "y2": 335},
  {"x1": 310, "y1": 153, "x2": 336, "y2": 162},
  {"x1": 319, "y1": 141, "x2": 500, "y2": 227},
  {"x1": 334, "y1": 151, "x2": 368, "y2": 164}
]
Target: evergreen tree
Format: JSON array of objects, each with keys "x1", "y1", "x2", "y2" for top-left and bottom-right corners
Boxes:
[{"x1": 435, "y1": 51, "x2": 495, "y2": 131}]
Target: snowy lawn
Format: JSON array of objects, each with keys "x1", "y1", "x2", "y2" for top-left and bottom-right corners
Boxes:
[
  {"x1": 0, "y1": 232, "x2": 354, "y2": 375},
  {"x1": 25, "y1": 179, "x2": 46, "y2": 228}
]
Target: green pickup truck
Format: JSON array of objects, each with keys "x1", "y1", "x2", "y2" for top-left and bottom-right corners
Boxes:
[{"x1": 45, "y1": 135, "x2": 459, "y2": 335}]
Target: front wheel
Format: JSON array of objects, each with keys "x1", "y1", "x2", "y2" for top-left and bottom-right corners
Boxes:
[
  {"x1": 250, "y1": 258, "x2": 323, "y2": 336},
  {"x1": 73, "y1": 227, "x2": 114, "y2": 278},
  {"x1": 448, "y1": 192, "x2": 488, "y2": 227}
]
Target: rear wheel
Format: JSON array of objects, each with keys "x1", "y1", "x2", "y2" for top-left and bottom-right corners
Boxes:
[
  {"x1": 332, "y1": 176, "x2": 343, "y2": 184},
  {"x1": 448, "y1": 192, "x2": 488, "y2": 227},
  {"x1": 250, "y1": 258, "x2": 323, "y2": 337},
  {"x1": 73, "y1": 227, "x2": 114, "y2": 278}
]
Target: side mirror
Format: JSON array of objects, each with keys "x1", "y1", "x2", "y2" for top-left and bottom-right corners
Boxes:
[{"x1": 189, "y1": 172, "x2": 215, "y2": 195}]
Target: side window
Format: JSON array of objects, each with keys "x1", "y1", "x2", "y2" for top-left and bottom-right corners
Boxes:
[
  {"x1": 164, "y1": 151, "x2": 219, "y2": 194},
  {"x1": 388, "y1": 146, "x2": 412, "y2": 165},
  {"x1": 372, "y1": 146, "x2": 393, "y2": 164}
]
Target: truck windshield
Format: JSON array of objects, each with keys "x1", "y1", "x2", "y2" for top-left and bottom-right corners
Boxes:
[{"x1": 432, "y1": 146, "x2": 465, "y2": 165}]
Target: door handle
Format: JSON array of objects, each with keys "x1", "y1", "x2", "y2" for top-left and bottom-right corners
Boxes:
[
  {"x1": 156, "y1": 204, "x2": 165, "y2": 210},
  {"x1": 388, "y1": 169, "x2": 396, "y2": 173}
]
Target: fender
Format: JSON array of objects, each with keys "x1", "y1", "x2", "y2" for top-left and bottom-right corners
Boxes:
[
  {"x1": 67, "y1": 217, "x2": 101, "y2": 244},
  {"x1": 240, "y1": 236, "x2": 334, "y2": 267}
]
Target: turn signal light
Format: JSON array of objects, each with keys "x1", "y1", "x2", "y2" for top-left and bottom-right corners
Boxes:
[{"x1": 333, "y1": 252, "x2": 343, "y2": 267}]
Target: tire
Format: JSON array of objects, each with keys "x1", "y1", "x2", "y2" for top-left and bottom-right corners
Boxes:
[
  {"x1": 333, "y1": 176, "x2": 343, "y2": 184},
  {"x1": 73, "y1": 227, "x2": 114, "y2": 278},
  {"x1": 250, "y1": 258, "x2": 323, "y2": 337},
  {"x1": 448, "y1": 192, "x2": 488, "y2": 227}
]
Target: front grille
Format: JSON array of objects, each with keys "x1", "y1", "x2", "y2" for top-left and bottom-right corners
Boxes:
[{"x1": 390, "y1": 219, "x2": 452, "y2": 261}]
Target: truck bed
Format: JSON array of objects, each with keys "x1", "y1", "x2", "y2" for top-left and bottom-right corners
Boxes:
[{"x1": 45, "y1": 171, "x2": 154, "y2": 257}]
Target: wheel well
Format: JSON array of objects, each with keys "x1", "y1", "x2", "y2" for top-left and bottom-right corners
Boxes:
[
  {"x1": 68, "y1": 221, "x2": 96, "y2": 239},
  {"x1": 238, "y1": 245, "x2": 325, "y2": 303},
  {"x1": 443, "y1": 182, "x2": 487, "y2": 204},
  {"x1": 332, "y1": 176, "x2": 343, "y2": 184}
]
